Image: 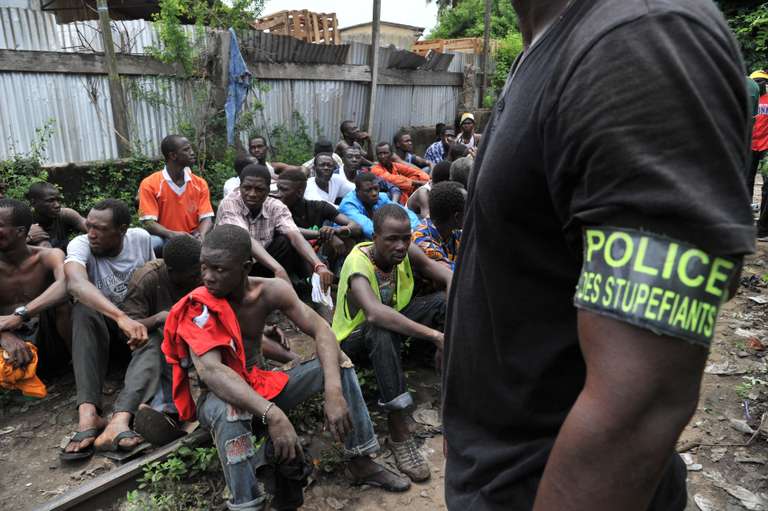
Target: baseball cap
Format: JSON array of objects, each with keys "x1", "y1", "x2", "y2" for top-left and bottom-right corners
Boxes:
[{"x1": 460, "y1": 112, "x2": 475, "y2": 124}]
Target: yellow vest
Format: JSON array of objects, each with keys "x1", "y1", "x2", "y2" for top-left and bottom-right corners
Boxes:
[{"x1": 332, "y1": 242, "x2": 414, "y2": 342}]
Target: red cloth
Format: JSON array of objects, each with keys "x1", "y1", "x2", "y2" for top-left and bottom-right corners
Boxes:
[
  {"x1": 162, "y1": 286, "x2": 289, "y2": 421},
  {"x1": 754, "y1": 94, "x2": 768, "y2": 152}
]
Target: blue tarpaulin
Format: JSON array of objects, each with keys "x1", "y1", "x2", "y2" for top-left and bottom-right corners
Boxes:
[{"x1": 225, "y1": 28, "x2": 252, "y2": 145}]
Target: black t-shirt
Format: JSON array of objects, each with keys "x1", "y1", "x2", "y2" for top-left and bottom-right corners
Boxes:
[
  {"x1": 443, "y1": 1, "x2": 755, "y2": 510},
  {"x1": 288, "y1": 198, "x2": 338, "y2": 230}
]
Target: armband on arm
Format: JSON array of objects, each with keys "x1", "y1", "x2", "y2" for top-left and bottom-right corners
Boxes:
[{"x1": 574, "y1": 227, "x2": 740, "y2": 347}]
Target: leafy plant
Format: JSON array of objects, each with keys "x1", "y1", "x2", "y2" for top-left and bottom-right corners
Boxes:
[
  {"x1": 718, "y1": 1, "x2": 768, "y2": 70},
  {"x1": 126, "y1": 445, "x2": 224, "y2": 511},
  {"x1": 428, "y1": 0, "x2": 518, "y2": 40},
  {"x1": 0, "y1": 121, "x2": 55, "y2": 200},
  {"x1": 268, "y1": 112, "x2": 316, "y2": 165}
]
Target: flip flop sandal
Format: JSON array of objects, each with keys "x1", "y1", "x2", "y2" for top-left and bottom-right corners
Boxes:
[
  {"x1": 133, "y1": 407, "x2": 186, "y2": 447},
  {"x1": 98, "y1": 430, "x2": 152, "y2": 462},
  {"x1": 59, "y1": 428, "x2": 101, "y2": 462}
]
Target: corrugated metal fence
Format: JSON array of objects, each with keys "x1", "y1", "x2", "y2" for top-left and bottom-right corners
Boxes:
[{"x1": 0, "y1": 7, "x2": 466, "y2": 165}]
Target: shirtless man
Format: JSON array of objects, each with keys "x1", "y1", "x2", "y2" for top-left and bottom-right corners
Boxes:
[
  {"x1": 407, "y1": 160, "x2": 452, "y2": 219},
  {"x1": 0, "y1": 198, "x2": 69, "y2": 376},
  {"x1": 26, "y1": 182, "x2": 86, "y2": 252},
  {"x1": 393, "y1": 130, "x2": 433, "y2": 171},
  {"x1": 336, "y1": 120, "x2": 375, "y2": 166},
  {"x1": 163, "y1": 225, "x2": 409, "y2": 509}
]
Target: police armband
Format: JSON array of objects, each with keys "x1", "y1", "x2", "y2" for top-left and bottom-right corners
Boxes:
[{"x1": 574, "y1": 227, "x2": 740, "y2": 347}]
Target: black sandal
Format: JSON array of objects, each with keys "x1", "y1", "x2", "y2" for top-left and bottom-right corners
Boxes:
[{"x1": 59, "y1": 428, "x2": 101, "y2": 462}]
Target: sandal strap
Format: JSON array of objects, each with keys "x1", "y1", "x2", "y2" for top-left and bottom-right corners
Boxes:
[
  {"x1": 70, "y1": 428, "x2": 101, "y2": 442},
  {"x1": 112, "y1": 430, "x2": 141, "y2": 447}
]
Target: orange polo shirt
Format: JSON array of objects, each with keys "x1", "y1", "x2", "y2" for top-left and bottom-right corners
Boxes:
[{"x1": 138, "y1": 168, "x2": 214, "y2": 233}]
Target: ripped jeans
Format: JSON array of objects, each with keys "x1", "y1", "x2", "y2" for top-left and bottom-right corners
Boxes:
[{"x1": 197, "y1": 358, "x2": 379, "y2": 511}]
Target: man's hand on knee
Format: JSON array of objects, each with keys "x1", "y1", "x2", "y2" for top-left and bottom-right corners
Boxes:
[
  {"x1": 324, "y1": 392, "x2": 352, "y2": 443},
  {"x1": 266, "y1": 405, "x2": 301, "y2": 463}
]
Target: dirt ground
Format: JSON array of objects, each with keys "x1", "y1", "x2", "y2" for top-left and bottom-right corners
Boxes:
[{"x1": 4, "y1": 244, "x2": 768, "y2": 510}]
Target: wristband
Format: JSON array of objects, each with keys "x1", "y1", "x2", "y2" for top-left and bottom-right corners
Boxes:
[
  {"x1": 262, "y1": 402, "x2": 275, "y2": 425},
  {"x1": 313, "y1": 262, "x2": 327, "y2": 273}
]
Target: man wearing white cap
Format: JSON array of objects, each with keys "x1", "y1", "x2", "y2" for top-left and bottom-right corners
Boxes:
[{"x1": 457, "y1": 112, "x2": 481, "y2": 150}]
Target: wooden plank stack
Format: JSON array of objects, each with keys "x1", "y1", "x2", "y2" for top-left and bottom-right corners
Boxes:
[
  {"x1": 251, "y1": 10, "x2": 340, "y2": 45},
  {"x1": 412, "y1": 37, "x2": 498, "y2": 56}
]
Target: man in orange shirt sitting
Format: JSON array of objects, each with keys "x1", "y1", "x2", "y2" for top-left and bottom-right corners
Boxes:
[
  {"x1": 139, "y1": 135, "x2": 215, "y2": 256},
  {"x1": 371, "y1": 142, "x2": 430, "y2": 205}
]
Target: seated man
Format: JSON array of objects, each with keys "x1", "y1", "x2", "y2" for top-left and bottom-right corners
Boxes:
[
  {"x1": 216, "y1": 164, "x2": 334, "y2": 291},
  {"x1": 333, "y1": 205, "x2": 452, "y2": 482},
  {"x1": 163, "y1": 225, "x2": 410, "y2": 509},
  {"x1": 92, "y1": 235, "x2": 204, "y2": 452},
  {"x1": 448, "y1": 143, "x2": 471, "y2": 162},
  {"x1": 223, "y1": 153, "x2": 259, "y2": 199},
  {"x1": 26, "y1": 182, "x2": 86, "y2": 251},
  {"x1": 392, "y1": 130, "x2": 433, "y2": 171},
  {"x1": 139, "y1": 135, "x2": 214, "y2": 256},
  {"x1": 0, "y1": 198, "x2": 69, "y2": 378},
  {"x1": 340, "y1": 173, "x2": 420, "y2": 240},
  {"x1": 371, "y1": 143, "x2": 430, "y2": 205},
  {"x1": 303, "y1": 139, "x2": 346, "y2": 177},
  {"x1": 277, "y1": 169, "x2": 362, "y2": 273},
  {"x1": 450, "y1": 156, "x2": 473, "y2": 189},
  {"x1": 304, "y1": 153, "x2": 354, "y2": 205},
  {"x1": 336, "y1": 120, "x2": 375, "y2": 167},
  {"x1": 407, "y1": 160, "x2": 452, "y2": 219},
  {"x1": 62, "y1": 199, "x2": 155, "y2": 460},
  {"x1": 342, "y1": 146, "x2": 402, "y2": 203},
  {"x1": 424, "y1": 127, "x2": 456, "y2": 165},
  {"x1": 224, "y1": 137, "x2": 303, "y2": 197},
  {"x1": 412, "y1": 182, "x2": 465, "y2": 270}
]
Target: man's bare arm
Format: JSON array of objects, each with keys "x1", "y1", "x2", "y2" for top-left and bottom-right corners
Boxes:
[
  {"x1": 349, "y1": 275, "x2": 443, "y2": 349},
  {"x1": 249, "y1": 238, "x2": 289, "y2": 283},
  {"x1": 284, "y1": 230, "x2": 334, "y2": 290},
  {"x1": 268, "y1": 279, "x2": 352, "y2": 442},
  {"x1": 25, "y1": 248, "x2": 69, "y2": 316},
  {"x1": 190, "y1": 347, "x2": 302, "y2": 461},
  {"x1": 141, "y1": 220, "x2": 184, "y2": 239},
  {"x1": 408, "y1": 243, "x2": 452, "y2": 292},
  {"x1": 65, "y1": 261, "x2": 147, "y2": 346},
  {"x1": 333, "y1": 213, "x2": 362, "y2": 238},
  {"x1": 532, "y1": 311, "x2": 707, "y2": 511},
  {"x1": 198, "y1": 218, "x2": 213, "y2": 239}
]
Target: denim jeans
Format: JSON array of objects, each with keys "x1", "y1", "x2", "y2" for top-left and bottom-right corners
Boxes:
[
  {"x1": 197, "y1": 358, "x2": 379, "y2": 510},
  {"x1": 341, "y1": 292, "x2": 446, "y2": 411}
]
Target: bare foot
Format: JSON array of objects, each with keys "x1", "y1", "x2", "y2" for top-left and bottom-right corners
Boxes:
[
  {"x1": 94, "y1": 412, "x2": 143, "y2": 451},
  {"x1": 64, "y1": 403, "x2": 107, "y2": 453}
]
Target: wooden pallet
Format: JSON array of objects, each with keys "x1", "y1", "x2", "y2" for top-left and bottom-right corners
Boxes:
[
  {"x1": 251, "y1": 10, "x2": 340, "y2": 45},
  {"x1": 412, "y1": 37, "x2": 497, "y2": 56}
]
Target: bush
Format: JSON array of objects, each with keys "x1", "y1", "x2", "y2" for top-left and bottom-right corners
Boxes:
[
  {"x1": 0, "y1": 122, "x2": 54, "y2": 200},
  {"x1": 268, "y1": 112, "x2": 315, "y2": 165}
]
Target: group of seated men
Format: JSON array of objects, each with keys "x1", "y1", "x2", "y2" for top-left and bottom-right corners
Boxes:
[{"x1": 0, "y1": 116, "x2": 475, "y2": 508}]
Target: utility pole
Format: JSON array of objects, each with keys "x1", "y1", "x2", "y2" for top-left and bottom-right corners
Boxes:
[
  {"x1": 96, "y1": 0, "x2": 131, "y2": 157},
  {"x1": 367, "y1": 0, "x2": 381, "y2": 139},
  {"x1": 479, "y1": 0, "x2": 492, "y2": 107}
]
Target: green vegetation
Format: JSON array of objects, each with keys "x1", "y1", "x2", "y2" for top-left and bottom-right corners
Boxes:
[
  {"x1": 718, "y1": 1, "x2": 768, "y2": 70},
  {"x1": 125, "y1": 445, "x2": 224, "y2": 511},
  {"x1": 0, "y1": 122, "x2": 54, "y2": 200},
  {"x1": 428, "y1": 0, "x2": 522, "y2": 106}
]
